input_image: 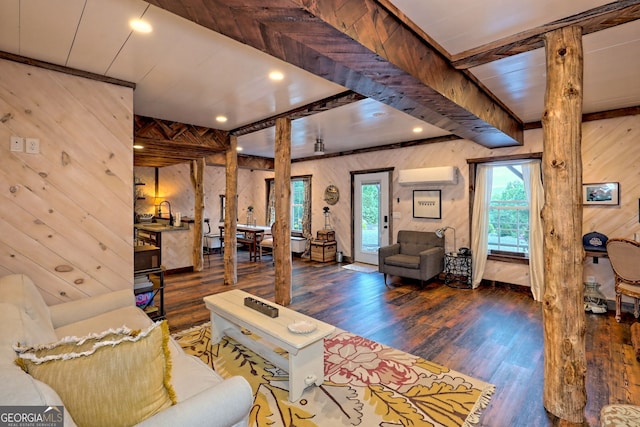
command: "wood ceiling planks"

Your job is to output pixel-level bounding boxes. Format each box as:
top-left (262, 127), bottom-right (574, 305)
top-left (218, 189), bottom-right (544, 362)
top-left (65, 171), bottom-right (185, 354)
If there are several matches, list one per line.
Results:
top-left (452, 0), bottom-right (640, 69)
top-left (146, 0), bottom-right (523, 148)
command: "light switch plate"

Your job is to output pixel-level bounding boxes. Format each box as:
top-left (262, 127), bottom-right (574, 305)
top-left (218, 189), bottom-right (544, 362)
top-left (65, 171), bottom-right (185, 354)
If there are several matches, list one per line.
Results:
top-left (10, 136), bottom-right (24, 152)
top-left (26, 138), bottom-right (40, 154)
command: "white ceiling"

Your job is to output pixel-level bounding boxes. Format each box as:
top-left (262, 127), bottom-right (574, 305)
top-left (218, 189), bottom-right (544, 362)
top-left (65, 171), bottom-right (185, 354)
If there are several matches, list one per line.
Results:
top-left (1, 0), bottom-right (638, 159)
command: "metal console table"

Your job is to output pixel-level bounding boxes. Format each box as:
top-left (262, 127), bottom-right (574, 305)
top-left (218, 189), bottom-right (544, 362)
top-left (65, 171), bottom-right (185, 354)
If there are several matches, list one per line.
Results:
top-left (444, 253), bottom-right (472, 288)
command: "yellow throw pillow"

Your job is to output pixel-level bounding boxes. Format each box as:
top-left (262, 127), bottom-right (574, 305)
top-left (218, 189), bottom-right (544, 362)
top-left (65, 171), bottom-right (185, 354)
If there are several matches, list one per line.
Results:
top-left (15, 321), bottom-right (176, 427)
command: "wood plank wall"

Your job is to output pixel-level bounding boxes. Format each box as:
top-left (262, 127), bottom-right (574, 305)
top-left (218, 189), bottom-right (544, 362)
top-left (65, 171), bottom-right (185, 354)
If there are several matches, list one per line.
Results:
top-left (0, 59), bottom-right (134, 304)
top-left (143, 114), bottom-right (639, 302)
top-left (135, 165), bottom-right (258, 226)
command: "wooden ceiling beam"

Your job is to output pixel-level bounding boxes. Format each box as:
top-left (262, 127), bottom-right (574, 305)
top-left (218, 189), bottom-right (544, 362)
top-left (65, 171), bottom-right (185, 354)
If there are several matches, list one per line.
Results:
top-left (134, 156), bottom-right (191, 168)
top-left (133, 137), bottom-right (222, 155)
top-left (134, 115), bottom-right (228, 148)
top-left (134, 115), bottom-right (230, 167)
top-left (231, 90), bottom-right (365, 136)
top-left (147, 0), bottom-right (523, 148)
top-left (205, 153), bottom-right (275, 171)
top-left (452, 0), bottom-right (640, 69)
top-left (0, 50), bottom-right (136, 88)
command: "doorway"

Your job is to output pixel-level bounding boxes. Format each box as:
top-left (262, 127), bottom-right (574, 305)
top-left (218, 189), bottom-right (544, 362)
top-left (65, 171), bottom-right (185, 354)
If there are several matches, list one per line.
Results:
top-left (352, 171), bottom-right (391, 265)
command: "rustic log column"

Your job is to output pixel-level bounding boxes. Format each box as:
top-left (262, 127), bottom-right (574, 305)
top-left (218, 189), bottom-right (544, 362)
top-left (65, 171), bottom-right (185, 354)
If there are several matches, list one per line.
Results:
top-left (190, 157), bottom-right (205, 271)
top-left (224, 135), bottom-right (238, 285)
top-left (274, 117), bottom-right (292, 305)
top-left (541, 26), bottom-right (586, 423)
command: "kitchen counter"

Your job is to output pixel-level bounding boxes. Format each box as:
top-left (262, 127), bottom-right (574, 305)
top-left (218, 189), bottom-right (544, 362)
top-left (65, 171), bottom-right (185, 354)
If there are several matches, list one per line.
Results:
top-left (134, 223), bottom-right (190, 232)
top-left (134, 222), bottom-right (193, 272)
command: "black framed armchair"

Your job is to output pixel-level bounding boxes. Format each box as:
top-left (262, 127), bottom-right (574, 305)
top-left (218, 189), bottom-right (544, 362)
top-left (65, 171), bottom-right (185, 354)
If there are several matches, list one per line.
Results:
top-left (378, 230), bottom-right (445, 287)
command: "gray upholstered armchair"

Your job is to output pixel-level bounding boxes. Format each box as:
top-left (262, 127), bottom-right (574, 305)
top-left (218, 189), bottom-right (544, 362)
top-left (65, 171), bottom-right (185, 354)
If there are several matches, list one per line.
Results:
top-left (378, 230), bottom-right (445, 287)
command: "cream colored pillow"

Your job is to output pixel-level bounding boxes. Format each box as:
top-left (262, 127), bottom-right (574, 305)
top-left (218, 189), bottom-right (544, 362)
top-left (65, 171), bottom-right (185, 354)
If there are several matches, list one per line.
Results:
top-left (0, 274), bottom-right (57, 344)
top-left (15, 321), bottom-right (176, 427)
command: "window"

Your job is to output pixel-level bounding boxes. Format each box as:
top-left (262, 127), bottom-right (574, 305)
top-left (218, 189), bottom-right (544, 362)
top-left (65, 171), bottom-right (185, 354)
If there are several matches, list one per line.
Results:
top-left (291, 180), bottom-right (305, 232)
top-left (468, 154), bottom-right (544, 293)
top-left (266, 176), bottom-right (311, 236)
top-left (488, 165), bottom-right (529, 256)
top-left (468, 154), bottom-right (542, 263)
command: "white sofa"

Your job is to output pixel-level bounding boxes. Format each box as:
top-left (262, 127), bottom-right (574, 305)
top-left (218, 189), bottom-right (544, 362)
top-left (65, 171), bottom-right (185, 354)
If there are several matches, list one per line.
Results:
top-left (0, 273), bottom-right (253, 427)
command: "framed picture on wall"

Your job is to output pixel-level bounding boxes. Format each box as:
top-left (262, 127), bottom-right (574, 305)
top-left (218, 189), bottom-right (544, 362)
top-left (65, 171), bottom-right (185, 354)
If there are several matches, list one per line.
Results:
top-left (413, 190), bottom-right (442, 219)
top-left (582, 182), bottom-right (619, 205)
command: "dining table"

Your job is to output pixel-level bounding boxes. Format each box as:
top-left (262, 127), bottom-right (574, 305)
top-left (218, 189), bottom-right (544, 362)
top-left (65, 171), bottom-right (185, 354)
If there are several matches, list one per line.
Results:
top-left (219, 225), bottom-right (269, 261)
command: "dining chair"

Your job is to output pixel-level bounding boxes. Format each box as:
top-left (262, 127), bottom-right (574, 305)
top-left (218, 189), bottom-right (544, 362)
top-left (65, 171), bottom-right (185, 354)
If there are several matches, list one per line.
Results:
top-left (606, 238), bottom-right (640, 322)
top-left (259, 224), bottom-right (275, 260)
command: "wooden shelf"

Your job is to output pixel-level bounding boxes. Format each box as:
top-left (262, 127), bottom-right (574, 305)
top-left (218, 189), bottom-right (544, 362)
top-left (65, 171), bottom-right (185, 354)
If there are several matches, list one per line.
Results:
top-left (134, 267), bottom-right (165, 320)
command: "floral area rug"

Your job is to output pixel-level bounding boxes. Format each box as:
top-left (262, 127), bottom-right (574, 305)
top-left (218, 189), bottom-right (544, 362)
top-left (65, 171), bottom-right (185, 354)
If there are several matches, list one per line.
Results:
top-left (173, 322), bottom-right (494, 427)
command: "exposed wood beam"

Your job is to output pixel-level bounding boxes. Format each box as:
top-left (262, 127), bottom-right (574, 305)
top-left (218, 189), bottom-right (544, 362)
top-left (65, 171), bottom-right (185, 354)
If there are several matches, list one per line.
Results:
top-left (134, 115), bottom-right (229, 167)
top-left (293, 134), bottom-right (460, 162)
top-left (133, 137), bottom-right (224, 166)
top-left (224, 136), bottom-right (239, 286)
top-left (134, 116), bottom-right (228, 148)
top-left (190, 158), bottom-right (206, 272)
top-left (541, 26), bottom-right (586, 422)
top-left (0, 50), bottom-right (135, 88)
top-left (524, 105), bottom-right (640, 130)
top-left (452, 0), bottom-right (640, 69)
top-left (205, 153), bottom-right (275, 170)
top-left (375, 0), bottom-right (452, 61)
top-left (134, 155), bottom-right (191, 168)
top-left (273, 117), bottom-right (292, 306)
top-left (146, 0), bottom-right (523, 148)
top-left (231, 90), bottom-right (365, 136)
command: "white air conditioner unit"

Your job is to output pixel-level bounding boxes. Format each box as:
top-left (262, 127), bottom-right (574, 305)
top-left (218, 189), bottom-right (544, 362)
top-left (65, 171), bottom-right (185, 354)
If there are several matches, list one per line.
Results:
top-left (398, 166), bottom-right (457, 185)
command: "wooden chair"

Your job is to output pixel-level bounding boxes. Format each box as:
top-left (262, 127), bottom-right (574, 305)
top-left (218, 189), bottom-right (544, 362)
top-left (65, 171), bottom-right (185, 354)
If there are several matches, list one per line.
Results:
top-left (606, 238), bottom-right (640, 322)
top-left (259, 224), bottom-right (275, 260)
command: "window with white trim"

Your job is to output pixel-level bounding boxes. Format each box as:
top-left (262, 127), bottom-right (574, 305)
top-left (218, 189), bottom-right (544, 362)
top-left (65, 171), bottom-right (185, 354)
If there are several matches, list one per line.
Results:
top-left (488, 165), bottom-right (529, 256)
top-left (266, 176), bottom-right (311, 235)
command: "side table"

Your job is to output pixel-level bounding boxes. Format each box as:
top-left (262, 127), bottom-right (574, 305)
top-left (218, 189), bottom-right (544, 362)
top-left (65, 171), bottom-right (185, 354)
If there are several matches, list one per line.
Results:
top-left (444, 253), bottom-right (472, 288)
top-left (310, 240), bottom-right (337, 262)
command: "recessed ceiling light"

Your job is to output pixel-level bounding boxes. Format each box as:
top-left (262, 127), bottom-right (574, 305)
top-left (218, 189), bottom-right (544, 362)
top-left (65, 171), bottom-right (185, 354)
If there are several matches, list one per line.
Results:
top-left (412, 126), bottom-right (423, 133)
top-left (216, 115), bottom-right (228, 123)
top-left (133, 144), bottom-right (144, 150)
top-left (129, 19), bottom-right (152, 33)
top-left (269, 71), bottom-right (284, 81)
top-left (372, 111), bottom-right (386, 117)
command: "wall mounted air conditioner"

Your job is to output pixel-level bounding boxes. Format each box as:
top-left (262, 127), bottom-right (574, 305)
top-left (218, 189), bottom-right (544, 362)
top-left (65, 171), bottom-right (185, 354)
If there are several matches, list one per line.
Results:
top-left (398, 166), bottom-right (457, 185)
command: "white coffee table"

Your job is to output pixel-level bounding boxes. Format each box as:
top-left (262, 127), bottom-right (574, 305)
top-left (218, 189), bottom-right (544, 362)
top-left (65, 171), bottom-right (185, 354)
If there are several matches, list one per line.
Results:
top-left (203, 289), bottom-right (335, 401)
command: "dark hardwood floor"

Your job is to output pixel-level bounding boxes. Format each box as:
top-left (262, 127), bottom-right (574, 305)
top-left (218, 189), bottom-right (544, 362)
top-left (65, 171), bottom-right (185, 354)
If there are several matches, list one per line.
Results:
top-left (162, 251), bottom-right (640, 427)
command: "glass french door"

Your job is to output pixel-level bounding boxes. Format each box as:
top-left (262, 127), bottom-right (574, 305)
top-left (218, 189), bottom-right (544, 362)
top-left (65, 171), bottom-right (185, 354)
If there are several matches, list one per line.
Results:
top-left (353, 172), bottom-right (390, 265)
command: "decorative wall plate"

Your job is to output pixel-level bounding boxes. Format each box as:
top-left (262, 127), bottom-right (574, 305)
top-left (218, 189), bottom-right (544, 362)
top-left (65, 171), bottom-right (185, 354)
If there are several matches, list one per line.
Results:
top-left (324, 184), bottom-right (340, 205)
